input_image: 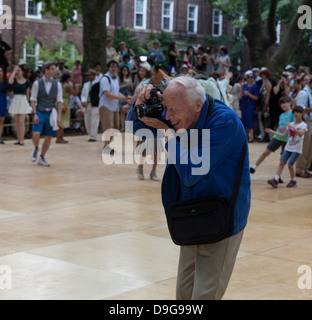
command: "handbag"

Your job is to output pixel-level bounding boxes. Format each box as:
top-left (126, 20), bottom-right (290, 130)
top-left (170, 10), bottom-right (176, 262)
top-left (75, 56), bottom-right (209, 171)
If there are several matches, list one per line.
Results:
top-left (166, 96), bottom-right (247, 246)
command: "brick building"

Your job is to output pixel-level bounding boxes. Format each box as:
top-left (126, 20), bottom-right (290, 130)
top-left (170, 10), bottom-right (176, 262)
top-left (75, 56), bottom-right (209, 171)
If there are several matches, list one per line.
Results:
top-left (1, 0), bottom-right (235, 68)
top-left (108, 0), bottom-right (233, 43)
top-left (2, 0), bottom-right (83, 68)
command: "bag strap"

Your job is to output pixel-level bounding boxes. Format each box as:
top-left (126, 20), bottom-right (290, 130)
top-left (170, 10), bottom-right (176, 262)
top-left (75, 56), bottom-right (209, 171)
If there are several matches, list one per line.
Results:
top-left (206, 95), bottom-right (214, 121)
top-left (229, 139), bottom-right (247, 209)
top-left (98, 75), bottom-right (111, 101)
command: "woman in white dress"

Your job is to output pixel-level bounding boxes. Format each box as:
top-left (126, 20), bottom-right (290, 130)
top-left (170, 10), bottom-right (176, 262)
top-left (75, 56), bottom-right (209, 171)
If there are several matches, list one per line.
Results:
top-left (8, 65), bottom-right (31, 145)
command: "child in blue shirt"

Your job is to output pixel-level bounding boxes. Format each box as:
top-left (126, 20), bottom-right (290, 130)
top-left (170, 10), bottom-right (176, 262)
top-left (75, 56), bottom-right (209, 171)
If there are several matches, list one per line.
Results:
top-left (250, 96), bottom-right (294, 182)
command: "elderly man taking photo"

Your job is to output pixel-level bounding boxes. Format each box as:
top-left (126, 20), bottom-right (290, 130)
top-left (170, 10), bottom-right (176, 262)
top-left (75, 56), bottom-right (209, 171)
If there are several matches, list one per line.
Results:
top-left (128, 76), bottom-right (251, 300)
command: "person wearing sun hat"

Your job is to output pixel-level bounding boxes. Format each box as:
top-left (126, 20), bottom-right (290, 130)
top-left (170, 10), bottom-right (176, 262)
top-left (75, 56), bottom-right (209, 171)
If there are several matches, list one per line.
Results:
top-left (179, 64), bottom-right (189, 76)
top-left (118, 41), bottom-right (135, 62)
top-left (127, 60), bottom-right (170, 181)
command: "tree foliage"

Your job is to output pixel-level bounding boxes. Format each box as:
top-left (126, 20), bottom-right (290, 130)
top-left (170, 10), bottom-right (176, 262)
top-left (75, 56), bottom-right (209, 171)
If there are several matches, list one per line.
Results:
top-left (205, 0), bottom-right (312, 75)
top-left (34, 0), bottom-right (81, 30)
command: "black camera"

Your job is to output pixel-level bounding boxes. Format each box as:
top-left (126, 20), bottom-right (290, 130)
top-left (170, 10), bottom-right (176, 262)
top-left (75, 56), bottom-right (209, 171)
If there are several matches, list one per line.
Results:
top-left (135, 88), bottom-right (164, 119)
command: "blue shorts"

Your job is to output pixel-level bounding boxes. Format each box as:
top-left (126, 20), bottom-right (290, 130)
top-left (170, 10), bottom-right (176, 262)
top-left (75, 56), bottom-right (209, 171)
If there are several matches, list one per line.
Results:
top-left (33, 110), bottom-right (56, 137)
top-left (281, 150), bottom-right (300, 166)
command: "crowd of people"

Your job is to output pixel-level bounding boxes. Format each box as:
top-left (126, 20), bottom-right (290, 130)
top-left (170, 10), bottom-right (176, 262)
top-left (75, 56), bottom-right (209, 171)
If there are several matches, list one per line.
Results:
top-left (0, 36), bottom-right (311, 184)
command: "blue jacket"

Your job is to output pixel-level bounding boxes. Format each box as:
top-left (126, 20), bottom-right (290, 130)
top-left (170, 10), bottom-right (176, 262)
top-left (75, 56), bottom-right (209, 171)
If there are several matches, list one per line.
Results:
top-left (127, 94), bottom-right (251, 236)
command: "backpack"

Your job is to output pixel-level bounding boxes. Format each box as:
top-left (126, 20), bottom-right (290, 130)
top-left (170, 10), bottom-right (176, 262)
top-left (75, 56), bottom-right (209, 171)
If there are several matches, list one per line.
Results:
top-left (89, 75), bottom-right (111, 107)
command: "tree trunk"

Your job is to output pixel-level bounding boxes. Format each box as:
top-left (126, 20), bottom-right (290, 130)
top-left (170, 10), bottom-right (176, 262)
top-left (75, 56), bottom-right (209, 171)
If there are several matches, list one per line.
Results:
top-left (269, 0), bottom-right (312, 77)
top-left (243, 0), bottom-right (312, 78)
top-left (80, 0), bottom-right (116, 78)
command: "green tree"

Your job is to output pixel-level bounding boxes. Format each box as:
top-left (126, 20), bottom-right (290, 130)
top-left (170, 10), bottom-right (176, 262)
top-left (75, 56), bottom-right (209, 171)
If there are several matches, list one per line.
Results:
top-left (35, 0), bottom-right (117, 75)
top-left (207, 0), bottom-right (312, 77)
top-left (112, 26), bottom-right (146, 57)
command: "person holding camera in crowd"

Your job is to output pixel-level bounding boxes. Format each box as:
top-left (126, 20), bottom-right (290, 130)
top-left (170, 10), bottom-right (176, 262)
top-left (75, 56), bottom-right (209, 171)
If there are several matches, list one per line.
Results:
top-left (131, 61), bottom-right (170, 181)
top-left (127, 76), bottom-right (251, 300)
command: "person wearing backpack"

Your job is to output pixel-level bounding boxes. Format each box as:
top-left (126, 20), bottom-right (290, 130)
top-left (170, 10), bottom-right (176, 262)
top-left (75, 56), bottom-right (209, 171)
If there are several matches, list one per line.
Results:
top-left (99, 60), bottom-right (131, 151)
top-left (81, 69), bottom-right (100, 142)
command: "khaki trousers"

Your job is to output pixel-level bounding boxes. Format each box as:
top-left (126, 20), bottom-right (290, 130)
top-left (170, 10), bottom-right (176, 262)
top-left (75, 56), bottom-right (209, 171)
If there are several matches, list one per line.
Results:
top-left (176, 230), bottom-right (244, 300)
top-left (296, 120), bottom-right (312, 173)
top-left (99, 106), bottom-right (120, 132)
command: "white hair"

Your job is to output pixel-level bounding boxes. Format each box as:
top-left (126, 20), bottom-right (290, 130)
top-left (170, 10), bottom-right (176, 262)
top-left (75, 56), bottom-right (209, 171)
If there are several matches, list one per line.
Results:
top-left (166, 76), bottom-right (206, 105)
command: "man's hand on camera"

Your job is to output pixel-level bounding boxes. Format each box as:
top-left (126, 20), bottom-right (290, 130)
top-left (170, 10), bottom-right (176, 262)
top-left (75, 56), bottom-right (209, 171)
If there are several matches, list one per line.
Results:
top-left (135, 84), bottom-right (162, 106)
top-left (139, 116), bottom-right (169, 130)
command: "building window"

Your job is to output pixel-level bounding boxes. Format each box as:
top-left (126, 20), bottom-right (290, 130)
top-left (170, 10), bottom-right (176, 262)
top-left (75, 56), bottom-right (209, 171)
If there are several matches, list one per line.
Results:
top-left (276, 20), bottom-right (281, 44)
top-left (162, 1), bottom-right (174, 32)
top-left (134, 0), bottom-right (147, 29)
top-left (25, 0), bottom-right (42, 19)
top-left (212, 8), bottom-right (223, 37)
top-left (23, 40), bottom-right (40, 69)
top-left (187, 4), bottom-right (198, 34)
top-left (233, 15), bottom-right (243, 39)
top-left (106, 11), bottom-right (110, 26)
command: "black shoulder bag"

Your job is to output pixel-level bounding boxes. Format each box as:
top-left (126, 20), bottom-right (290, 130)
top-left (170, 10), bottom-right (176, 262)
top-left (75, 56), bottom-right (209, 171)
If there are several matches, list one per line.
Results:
top-left (166, 96), bottom-right (247, 246)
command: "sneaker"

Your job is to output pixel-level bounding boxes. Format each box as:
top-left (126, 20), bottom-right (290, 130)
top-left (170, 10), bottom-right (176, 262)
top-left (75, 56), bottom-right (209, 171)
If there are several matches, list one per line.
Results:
top-left (278, 177), bottom-right (283, 184)
top-left (0, 140), bottom-right (5, 144)
top-left (31, 147), bottom-right (38, 162)
top-left (286, 180), bottom-right (297, 188)
top-left (296, 171), bottom-right (311, 178)
top-left (136, 166), bottom-right (144, 180)
top-left (150, 170), bottom-right (160, 181)
top-left (250, 167), bottom-right (255, 174)
top-left (103, 145), bottom-right (114, 155)
top-left (38, 156), bottom-right (50, 167)
top-left (267, 178), bottom-right (278, 188)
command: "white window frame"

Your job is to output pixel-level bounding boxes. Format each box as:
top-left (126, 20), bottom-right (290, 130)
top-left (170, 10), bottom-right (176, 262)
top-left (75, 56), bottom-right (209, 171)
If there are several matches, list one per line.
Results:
top-left (106, 11), bottom-right (110, 26)
top-left (233, 15), bottom-right (243, 39)
top-left (212, 8), bottom-right (223, 37)
top-left (162, 1), bottom-right (174, 32)
top-left (23, 40), bottom-right (40, 68)
top-left (25, 0), bottom-right (42, 19)
top-left (187, 4), bottom-right (198, 34)
top-left (134, 0), bottom-right (147, 29)
top-left (276, 20), bottom-right (281, 44)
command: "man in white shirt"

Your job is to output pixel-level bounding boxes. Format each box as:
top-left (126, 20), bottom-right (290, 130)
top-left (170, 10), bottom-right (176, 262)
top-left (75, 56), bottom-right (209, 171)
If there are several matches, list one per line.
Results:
top-left (30, 62), bottom-right (63, 166)
top-left (81, 69), bottom-right (100, 142)
top-left (295, 77), bottom-right (312, 178)
top-left (99, 60), bottom-right (129, 150)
